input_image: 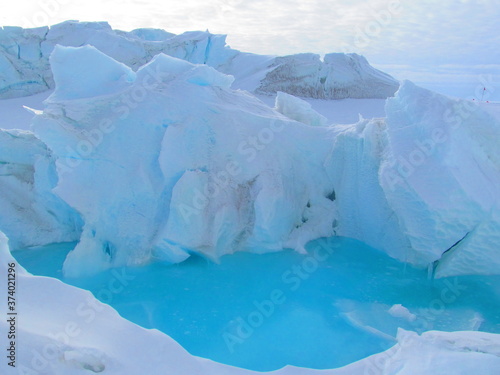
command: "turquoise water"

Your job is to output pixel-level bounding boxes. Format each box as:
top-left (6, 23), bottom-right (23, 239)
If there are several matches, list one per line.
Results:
top-left (13, 237), bottom-right (500, 371)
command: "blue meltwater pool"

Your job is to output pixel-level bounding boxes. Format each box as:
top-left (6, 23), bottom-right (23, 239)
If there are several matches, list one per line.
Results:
top-left (12, 237), bottom-right (500, 371)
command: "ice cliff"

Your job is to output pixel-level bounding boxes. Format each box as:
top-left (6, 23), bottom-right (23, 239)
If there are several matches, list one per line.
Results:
top-left (30, 45), bottom-right (339, 276)
top-left (0, 24), bottom-right (498, 277)
top-left (0, 44), bottom-right (491, 278)
top-left (0, 20), bottom-right (399, 100)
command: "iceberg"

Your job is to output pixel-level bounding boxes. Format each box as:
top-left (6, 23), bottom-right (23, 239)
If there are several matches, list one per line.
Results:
top-left (31, 45), bottom-right (338, 277)
top-left (327, 81), bottom-right (500, 277)
top-left (0, 21), bottom-right (398, 100)
top-left (381, 81), bottom-right (500, 277)
top-left (257, 53), bottom-right (399, 99)
top-left (0, 44), bottom-right (494, 278)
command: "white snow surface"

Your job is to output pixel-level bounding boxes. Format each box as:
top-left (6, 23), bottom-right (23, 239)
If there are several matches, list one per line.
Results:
top-left (0, 44), bottom-right (498, 278)
top-left (0, 21), bottom-right (399, 100)
top-left (1, 232), bottom-right (500, 375)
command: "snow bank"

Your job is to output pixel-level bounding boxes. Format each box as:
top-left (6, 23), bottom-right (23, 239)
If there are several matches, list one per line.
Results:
top-left (1, 232), bottom-right (500, 375)
top-left (0, 129), bottom-right (81, 249)
top-left (0, 21), bottom-right (397, 100)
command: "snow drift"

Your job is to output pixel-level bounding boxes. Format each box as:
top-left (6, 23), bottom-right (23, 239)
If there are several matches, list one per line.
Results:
top-left (0, 21), bottom-right (399, 100)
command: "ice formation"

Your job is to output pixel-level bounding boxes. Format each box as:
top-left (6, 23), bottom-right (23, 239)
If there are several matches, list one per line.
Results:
top-left (1, 20), bottom-right (500, 375)
top-left (0, 128), bottom-right (82, 249)
top-left (0, 21), bottom-right (399, 100)
top-left (388, 304), bottom-right (417, 322)
top-left (257, 53), bottom-right (399, 99)
top-left (0, 42), bottom-right (497, 278)
top-left (274, 91), bottom-right (328, 126)
top-left (32, 46), bottom-right (338, 276)
top-left (381, 81), bottom-right (500, 277)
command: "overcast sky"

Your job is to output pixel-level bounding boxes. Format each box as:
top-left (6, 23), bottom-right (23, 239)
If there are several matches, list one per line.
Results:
top-left (2, 0), bottom-right (499, 99)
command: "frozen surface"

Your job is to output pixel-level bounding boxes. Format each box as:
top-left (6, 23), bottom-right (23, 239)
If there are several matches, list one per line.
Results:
top-left (0, 21), bottom-right (398, 100)
top-left (5, 233), bottom-right (500, 374)
top-left (0, 90), bottom-right (387, 131)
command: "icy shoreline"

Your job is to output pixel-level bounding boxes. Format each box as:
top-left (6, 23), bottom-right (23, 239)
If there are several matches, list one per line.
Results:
top-left (2, 233), bottom-right (500, 374)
